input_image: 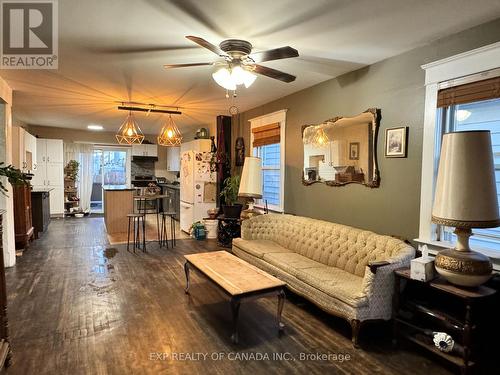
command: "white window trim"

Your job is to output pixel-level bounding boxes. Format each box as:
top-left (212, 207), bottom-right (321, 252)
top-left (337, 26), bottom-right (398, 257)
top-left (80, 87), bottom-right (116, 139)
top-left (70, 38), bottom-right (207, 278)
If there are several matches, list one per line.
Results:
top-left (249, 109), bottom-right (287, 213)
top-left (417, 42), bottom-right (500, 270)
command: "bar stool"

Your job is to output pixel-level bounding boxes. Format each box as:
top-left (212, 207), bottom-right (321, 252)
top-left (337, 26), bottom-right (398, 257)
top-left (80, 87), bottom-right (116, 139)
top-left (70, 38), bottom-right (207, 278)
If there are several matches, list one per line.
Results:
top-left (127, 213), bottom-right (146, 253)
top-left (160, 211), bottom-right (176, 248)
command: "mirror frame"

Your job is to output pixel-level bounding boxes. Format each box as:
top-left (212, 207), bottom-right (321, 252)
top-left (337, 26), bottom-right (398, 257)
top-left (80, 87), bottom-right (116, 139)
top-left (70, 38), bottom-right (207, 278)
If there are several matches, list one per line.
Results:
top-left (301, 108), bottom-right (381, 188)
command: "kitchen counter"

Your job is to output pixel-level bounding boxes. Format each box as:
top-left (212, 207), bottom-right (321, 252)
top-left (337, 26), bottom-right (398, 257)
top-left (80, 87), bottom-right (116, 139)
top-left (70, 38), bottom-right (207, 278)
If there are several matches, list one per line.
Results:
top-left (31, 188), bottom-right (54, 193)
top-left (157, 183), bottom-right (180, 190)
top-left (103, 189), bottom-right (134, 234)
top-left (103, 187), bottom-right (135, 191)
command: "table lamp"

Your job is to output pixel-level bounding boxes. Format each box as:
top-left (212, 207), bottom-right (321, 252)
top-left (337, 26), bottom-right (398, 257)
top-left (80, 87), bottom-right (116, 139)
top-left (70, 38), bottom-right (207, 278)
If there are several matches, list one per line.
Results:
top-left (238, 156), bottom-right (263, 219)
top-left (432, 130), bottom-right (500, 287)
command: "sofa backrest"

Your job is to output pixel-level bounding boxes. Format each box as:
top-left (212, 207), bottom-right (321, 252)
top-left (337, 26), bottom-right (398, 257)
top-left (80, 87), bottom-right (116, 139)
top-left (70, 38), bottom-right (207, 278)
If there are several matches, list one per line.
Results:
top-left (241, 214), bottom-right (413, 277)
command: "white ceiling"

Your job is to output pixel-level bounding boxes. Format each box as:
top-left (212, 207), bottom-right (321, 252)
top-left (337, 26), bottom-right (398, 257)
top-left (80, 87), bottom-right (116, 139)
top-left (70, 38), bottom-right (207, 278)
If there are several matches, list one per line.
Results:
top-left (2, 0), bottom-right (500, 135)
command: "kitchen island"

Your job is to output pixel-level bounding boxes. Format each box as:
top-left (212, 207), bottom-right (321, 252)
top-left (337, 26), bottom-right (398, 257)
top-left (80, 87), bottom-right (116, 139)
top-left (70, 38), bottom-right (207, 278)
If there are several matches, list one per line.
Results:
top-left (103, 188), bottom-right (135, 234)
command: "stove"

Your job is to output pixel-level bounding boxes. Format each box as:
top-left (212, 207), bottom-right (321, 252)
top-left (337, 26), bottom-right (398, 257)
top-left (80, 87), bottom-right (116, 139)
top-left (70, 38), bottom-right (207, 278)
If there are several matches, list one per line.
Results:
top-left (132, 175), bottom-right (157, 188)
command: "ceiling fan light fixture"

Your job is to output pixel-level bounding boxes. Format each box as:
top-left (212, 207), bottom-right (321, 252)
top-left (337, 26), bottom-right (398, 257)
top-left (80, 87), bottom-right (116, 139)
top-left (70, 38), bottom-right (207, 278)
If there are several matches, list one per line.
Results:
top-left (212, 67), bottom-right (236, 90)
top-left (242, 69), bottom-right (257, 88)
top-left (158, 114), bottom-right (183, 147)
top-left (115, 111), bottom-right (144, 145)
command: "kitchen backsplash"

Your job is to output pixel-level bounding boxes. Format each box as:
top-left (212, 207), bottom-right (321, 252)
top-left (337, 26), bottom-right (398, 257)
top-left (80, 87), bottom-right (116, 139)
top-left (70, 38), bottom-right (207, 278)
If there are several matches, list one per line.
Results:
top-left (131, 159), bottom-right (155, 178)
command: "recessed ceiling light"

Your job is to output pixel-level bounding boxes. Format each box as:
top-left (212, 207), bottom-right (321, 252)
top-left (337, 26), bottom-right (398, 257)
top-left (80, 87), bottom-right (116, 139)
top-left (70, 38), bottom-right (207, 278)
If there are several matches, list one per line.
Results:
top-left (87, 124), bottom-right (103, 130)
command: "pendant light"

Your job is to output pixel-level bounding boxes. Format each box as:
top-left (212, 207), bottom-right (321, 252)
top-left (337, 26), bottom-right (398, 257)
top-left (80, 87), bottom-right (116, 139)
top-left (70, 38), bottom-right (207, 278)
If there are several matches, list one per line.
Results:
top-left (312, 127), bottom-right (329, 147)
top-left (116, 111), bottom-right (144, 145)
top-left (158, 114), bottom-right (182, 146)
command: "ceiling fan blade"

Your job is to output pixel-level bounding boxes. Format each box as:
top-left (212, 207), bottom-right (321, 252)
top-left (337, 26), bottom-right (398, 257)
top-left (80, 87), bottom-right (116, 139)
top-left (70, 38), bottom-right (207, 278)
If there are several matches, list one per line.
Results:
top-left (86, 45), bottom-right (197, 54)
top-left (250, 46), bottom-right (299, 63)
top-left (252, 64), bottom-right (296, 83)
top-left (164, 62), bottom-right (214, 68)
top-left (186, 36), bottom-right (228, 57)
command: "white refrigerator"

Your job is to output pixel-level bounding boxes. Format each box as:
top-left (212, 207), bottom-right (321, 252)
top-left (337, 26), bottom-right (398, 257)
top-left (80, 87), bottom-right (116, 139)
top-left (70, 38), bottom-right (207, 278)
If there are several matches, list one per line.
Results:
top-left (180, 139), bottom-right (217, 233)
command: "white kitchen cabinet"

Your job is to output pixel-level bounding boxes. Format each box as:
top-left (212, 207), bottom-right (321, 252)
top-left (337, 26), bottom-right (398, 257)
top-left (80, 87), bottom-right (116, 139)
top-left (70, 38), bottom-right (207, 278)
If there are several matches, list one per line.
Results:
top-left (32, 138), bottom-right (64, 215)
top-left (132, 144), bottom-right (158, 157)
top-left (131, 144), bottom-right (144, 156)
top-left (24, 131), bottom-right (37, 171)
top-left (12, 126), bottom-right (37, 173)
top-left (45, 139), bottom-right (64, 163)
top-left (166, 146), bottom-right (180, 171)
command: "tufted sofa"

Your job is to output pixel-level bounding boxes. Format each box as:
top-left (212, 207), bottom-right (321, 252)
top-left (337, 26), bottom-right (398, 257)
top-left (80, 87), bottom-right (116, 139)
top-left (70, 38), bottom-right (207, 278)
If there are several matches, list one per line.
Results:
top-left (232, 214), bottom-right (415, 346)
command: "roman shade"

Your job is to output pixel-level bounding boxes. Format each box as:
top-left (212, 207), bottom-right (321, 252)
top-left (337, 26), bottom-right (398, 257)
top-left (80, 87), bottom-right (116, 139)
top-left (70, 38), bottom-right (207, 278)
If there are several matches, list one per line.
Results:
top-left (252, 122), bottom-right (280, 147)
top-left (437, 76), bottom-right (500, 107)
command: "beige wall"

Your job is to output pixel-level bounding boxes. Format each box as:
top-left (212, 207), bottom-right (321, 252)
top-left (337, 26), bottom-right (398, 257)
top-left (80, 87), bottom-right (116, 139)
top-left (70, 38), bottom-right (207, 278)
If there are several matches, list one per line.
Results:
top-left (233, 18), bottom-right (500, 242)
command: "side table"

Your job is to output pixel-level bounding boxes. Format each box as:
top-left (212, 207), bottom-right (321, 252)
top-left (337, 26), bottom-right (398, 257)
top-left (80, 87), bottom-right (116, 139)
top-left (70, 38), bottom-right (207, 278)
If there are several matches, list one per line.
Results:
top-left (393, 268), bottom-right (496, 375)
top-left (217, 215), bottom-right (241, 248)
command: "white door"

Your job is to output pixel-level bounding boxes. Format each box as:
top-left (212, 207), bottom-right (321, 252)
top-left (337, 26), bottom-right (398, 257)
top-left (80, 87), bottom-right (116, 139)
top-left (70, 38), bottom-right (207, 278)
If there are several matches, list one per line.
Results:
top-left (49, 186), bottom-right (65, 215)
top-left (45, 139), bottom-right (63, 163)
top-left (180, 150), bottom-right (194, 204)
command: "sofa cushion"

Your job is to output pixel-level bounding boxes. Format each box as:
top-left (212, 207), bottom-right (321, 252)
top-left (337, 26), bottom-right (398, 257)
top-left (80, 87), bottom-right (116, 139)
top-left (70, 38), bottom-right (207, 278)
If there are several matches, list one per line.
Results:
top-left (232, 238), bottom-right (290, 259)
top-left (294, 266), bottom-right (367, 307)
top-left (262, 252), bottom-right (323, 277)
top-left (262, 252), bottom-right (367, 307)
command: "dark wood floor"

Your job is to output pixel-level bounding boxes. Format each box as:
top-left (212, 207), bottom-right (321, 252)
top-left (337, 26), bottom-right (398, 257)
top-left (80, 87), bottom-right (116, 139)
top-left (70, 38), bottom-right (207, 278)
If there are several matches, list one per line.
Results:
top-left (4, 217), bottom-right (454, 374)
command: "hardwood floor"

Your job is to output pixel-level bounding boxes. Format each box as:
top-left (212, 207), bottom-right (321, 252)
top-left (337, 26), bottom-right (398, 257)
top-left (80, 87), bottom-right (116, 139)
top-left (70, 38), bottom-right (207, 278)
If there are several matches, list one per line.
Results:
top-left (5, 217), bottom-right (454, 374)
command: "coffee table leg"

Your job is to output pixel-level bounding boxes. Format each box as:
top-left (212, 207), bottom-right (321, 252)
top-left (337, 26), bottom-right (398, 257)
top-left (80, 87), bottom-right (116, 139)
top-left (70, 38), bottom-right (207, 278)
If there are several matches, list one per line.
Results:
top-left (277, 289), bottom-right (285, 331)
top-left (230, 297), bottom-right (241, 344)
top-left (184, 262), bottom-right (190, 294)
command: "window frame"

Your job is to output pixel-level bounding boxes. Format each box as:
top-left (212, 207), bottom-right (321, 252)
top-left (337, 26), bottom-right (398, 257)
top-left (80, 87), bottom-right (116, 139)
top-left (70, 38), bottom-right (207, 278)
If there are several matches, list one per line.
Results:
top-left (417, 42), bottom-right (500, 269)
top-left (249, 109), bottom-right (287, 213)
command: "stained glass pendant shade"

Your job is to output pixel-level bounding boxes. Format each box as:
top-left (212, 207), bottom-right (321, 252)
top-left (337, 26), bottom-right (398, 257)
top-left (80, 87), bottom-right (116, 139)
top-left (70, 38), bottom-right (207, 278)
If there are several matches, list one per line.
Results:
top-left (158, 115), bottom-right (182, 146)
top-left (116, 111), bottom-right (144, 145)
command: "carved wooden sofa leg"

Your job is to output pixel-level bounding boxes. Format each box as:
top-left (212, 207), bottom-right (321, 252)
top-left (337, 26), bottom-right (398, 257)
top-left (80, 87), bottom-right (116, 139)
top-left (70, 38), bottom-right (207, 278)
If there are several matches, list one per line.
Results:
top-left (350, 319), bottom-right (361, 348)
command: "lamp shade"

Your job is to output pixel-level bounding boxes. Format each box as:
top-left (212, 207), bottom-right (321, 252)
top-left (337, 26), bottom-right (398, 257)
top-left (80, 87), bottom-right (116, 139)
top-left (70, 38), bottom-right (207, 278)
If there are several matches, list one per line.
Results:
top-left (238, 156), bottom-right (262, 199)
top-left (432, 131), bottom-right (500, 228)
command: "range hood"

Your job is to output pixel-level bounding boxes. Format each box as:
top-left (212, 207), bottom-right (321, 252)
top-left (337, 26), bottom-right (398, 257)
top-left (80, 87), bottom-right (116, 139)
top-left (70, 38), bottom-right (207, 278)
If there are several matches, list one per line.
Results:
top-left (132, 155), bottom-right (158, 162)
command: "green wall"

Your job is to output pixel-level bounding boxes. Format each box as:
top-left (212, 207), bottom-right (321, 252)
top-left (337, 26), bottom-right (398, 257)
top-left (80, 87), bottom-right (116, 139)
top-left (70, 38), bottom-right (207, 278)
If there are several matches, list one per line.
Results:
top-left (233, 18), bottom-right (500, 241)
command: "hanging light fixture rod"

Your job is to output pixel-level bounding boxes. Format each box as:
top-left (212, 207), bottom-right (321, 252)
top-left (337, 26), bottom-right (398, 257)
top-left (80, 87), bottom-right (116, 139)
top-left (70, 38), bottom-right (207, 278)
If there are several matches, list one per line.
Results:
top-left (117, 105), bottom-right (182, 115)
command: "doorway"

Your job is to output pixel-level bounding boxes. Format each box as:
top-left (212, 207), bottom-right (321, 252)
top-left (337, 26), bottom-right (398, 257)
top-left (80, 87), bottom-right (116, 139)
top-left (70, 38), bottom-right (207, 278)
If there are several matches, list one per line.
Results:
top-left (91, 146), bottom-right (130, 212)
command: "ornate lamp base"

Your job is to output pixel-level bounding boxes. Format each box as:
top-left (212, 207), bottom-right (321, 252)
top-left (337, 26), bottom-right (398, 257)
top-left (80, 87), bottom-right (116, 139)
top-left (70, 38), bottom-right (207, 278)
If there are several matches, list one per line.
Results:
top-left (434, 227), bottom-right (492, 287)
top-left (240, 200), bottom-right (262, 220)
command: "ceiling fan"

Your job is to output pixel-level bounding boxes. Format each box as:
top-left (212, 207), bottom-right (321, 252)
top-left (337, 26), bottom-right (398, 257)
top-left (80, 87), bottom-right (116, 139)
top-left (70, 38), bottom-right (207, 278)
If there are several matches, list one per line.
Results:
top-left (164, 36), bottom-right (299, 91)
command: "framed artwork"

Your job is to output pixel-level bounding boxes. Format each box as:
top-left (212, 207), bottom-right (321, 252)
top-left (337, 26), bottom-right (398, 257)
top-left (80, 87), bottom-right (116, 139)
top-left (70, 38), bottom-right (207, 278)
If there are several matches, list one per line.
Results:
top-left (385, 126), bottom-right (408, 158)
top-left (349, 142), bottom-right (360, 160)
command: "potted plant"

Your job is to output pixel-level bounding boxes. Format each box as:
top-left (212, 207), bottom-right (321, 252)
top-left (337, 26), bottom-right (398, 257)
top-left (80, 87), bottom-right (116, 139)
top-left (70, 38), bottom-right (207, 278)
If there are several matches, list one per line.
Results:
top-left (0, 162), bottom-right (28, 195)
top-left (220, 175), bottom-right (242, 218)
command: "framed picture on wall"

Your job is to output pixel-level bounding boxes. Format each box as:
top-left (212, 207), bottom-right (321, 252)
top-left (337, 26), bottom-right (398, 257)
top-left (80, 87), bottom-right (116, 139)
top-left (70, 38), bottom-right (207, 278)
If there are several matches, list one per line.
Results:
top-left (385, 126), bottom-right (408, 158)
top-left (349, 142), bottom-right (360, 160)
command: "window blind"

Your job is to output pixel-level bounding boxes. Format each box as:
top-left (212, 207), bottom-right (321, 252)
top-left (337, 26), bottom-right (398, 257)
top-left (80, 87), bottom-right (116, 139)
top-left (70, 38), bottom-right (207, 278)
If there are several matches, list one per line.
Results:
top-left (437, 76), bottom-right (500, 108)
top-left (252, 122), bottom-right (280, 147)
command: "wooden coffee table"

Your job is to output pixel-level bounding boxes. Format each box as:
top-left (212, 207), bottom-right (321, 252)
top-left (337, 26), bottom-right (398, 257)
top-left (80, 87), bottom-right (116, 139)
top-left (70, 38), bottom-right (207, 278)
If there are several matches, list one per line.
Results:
top-left (184, 251), bottom-right (286, 343)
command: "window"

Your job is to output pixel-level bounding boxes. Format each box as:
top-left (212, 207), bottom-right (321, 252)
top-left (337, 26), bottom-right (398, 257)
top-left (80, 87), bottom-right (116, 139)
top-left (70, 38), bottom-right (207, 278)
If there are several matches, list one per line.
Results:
top-left (436, 97), bottom-right (500, 250)
top-left (253, 143), bottom-right (281, 208)
top-left (250, 110), bottom-right (286, 212)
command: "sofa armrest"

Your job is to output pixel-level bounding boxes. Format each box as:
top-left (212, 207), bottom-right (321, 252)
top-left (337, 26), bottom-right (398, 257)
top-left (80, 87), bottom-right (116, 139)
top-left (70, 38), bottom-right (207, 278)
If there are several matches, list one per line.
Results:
top-left (361, 246), bottom-right (415, 320)
top-left (368, 260), bottom-right (391, 274)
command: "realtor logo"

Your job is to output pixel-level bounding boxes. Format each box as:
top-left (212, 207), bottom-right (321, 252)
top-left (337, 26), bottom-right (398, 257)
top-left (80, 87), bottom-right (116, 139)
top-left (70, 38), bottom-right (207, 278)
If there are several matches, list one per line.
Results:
top-left (1, 0), bottom-right (58, 69)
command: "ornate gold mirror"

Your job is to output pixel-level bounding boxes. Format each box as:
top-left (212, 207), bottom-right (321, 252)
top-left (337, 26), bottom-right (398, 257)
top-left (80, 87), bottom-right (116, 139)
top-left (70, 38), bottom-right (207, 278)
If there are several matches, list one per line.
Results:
top-left (302, 108), bottom-right (380, 187)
